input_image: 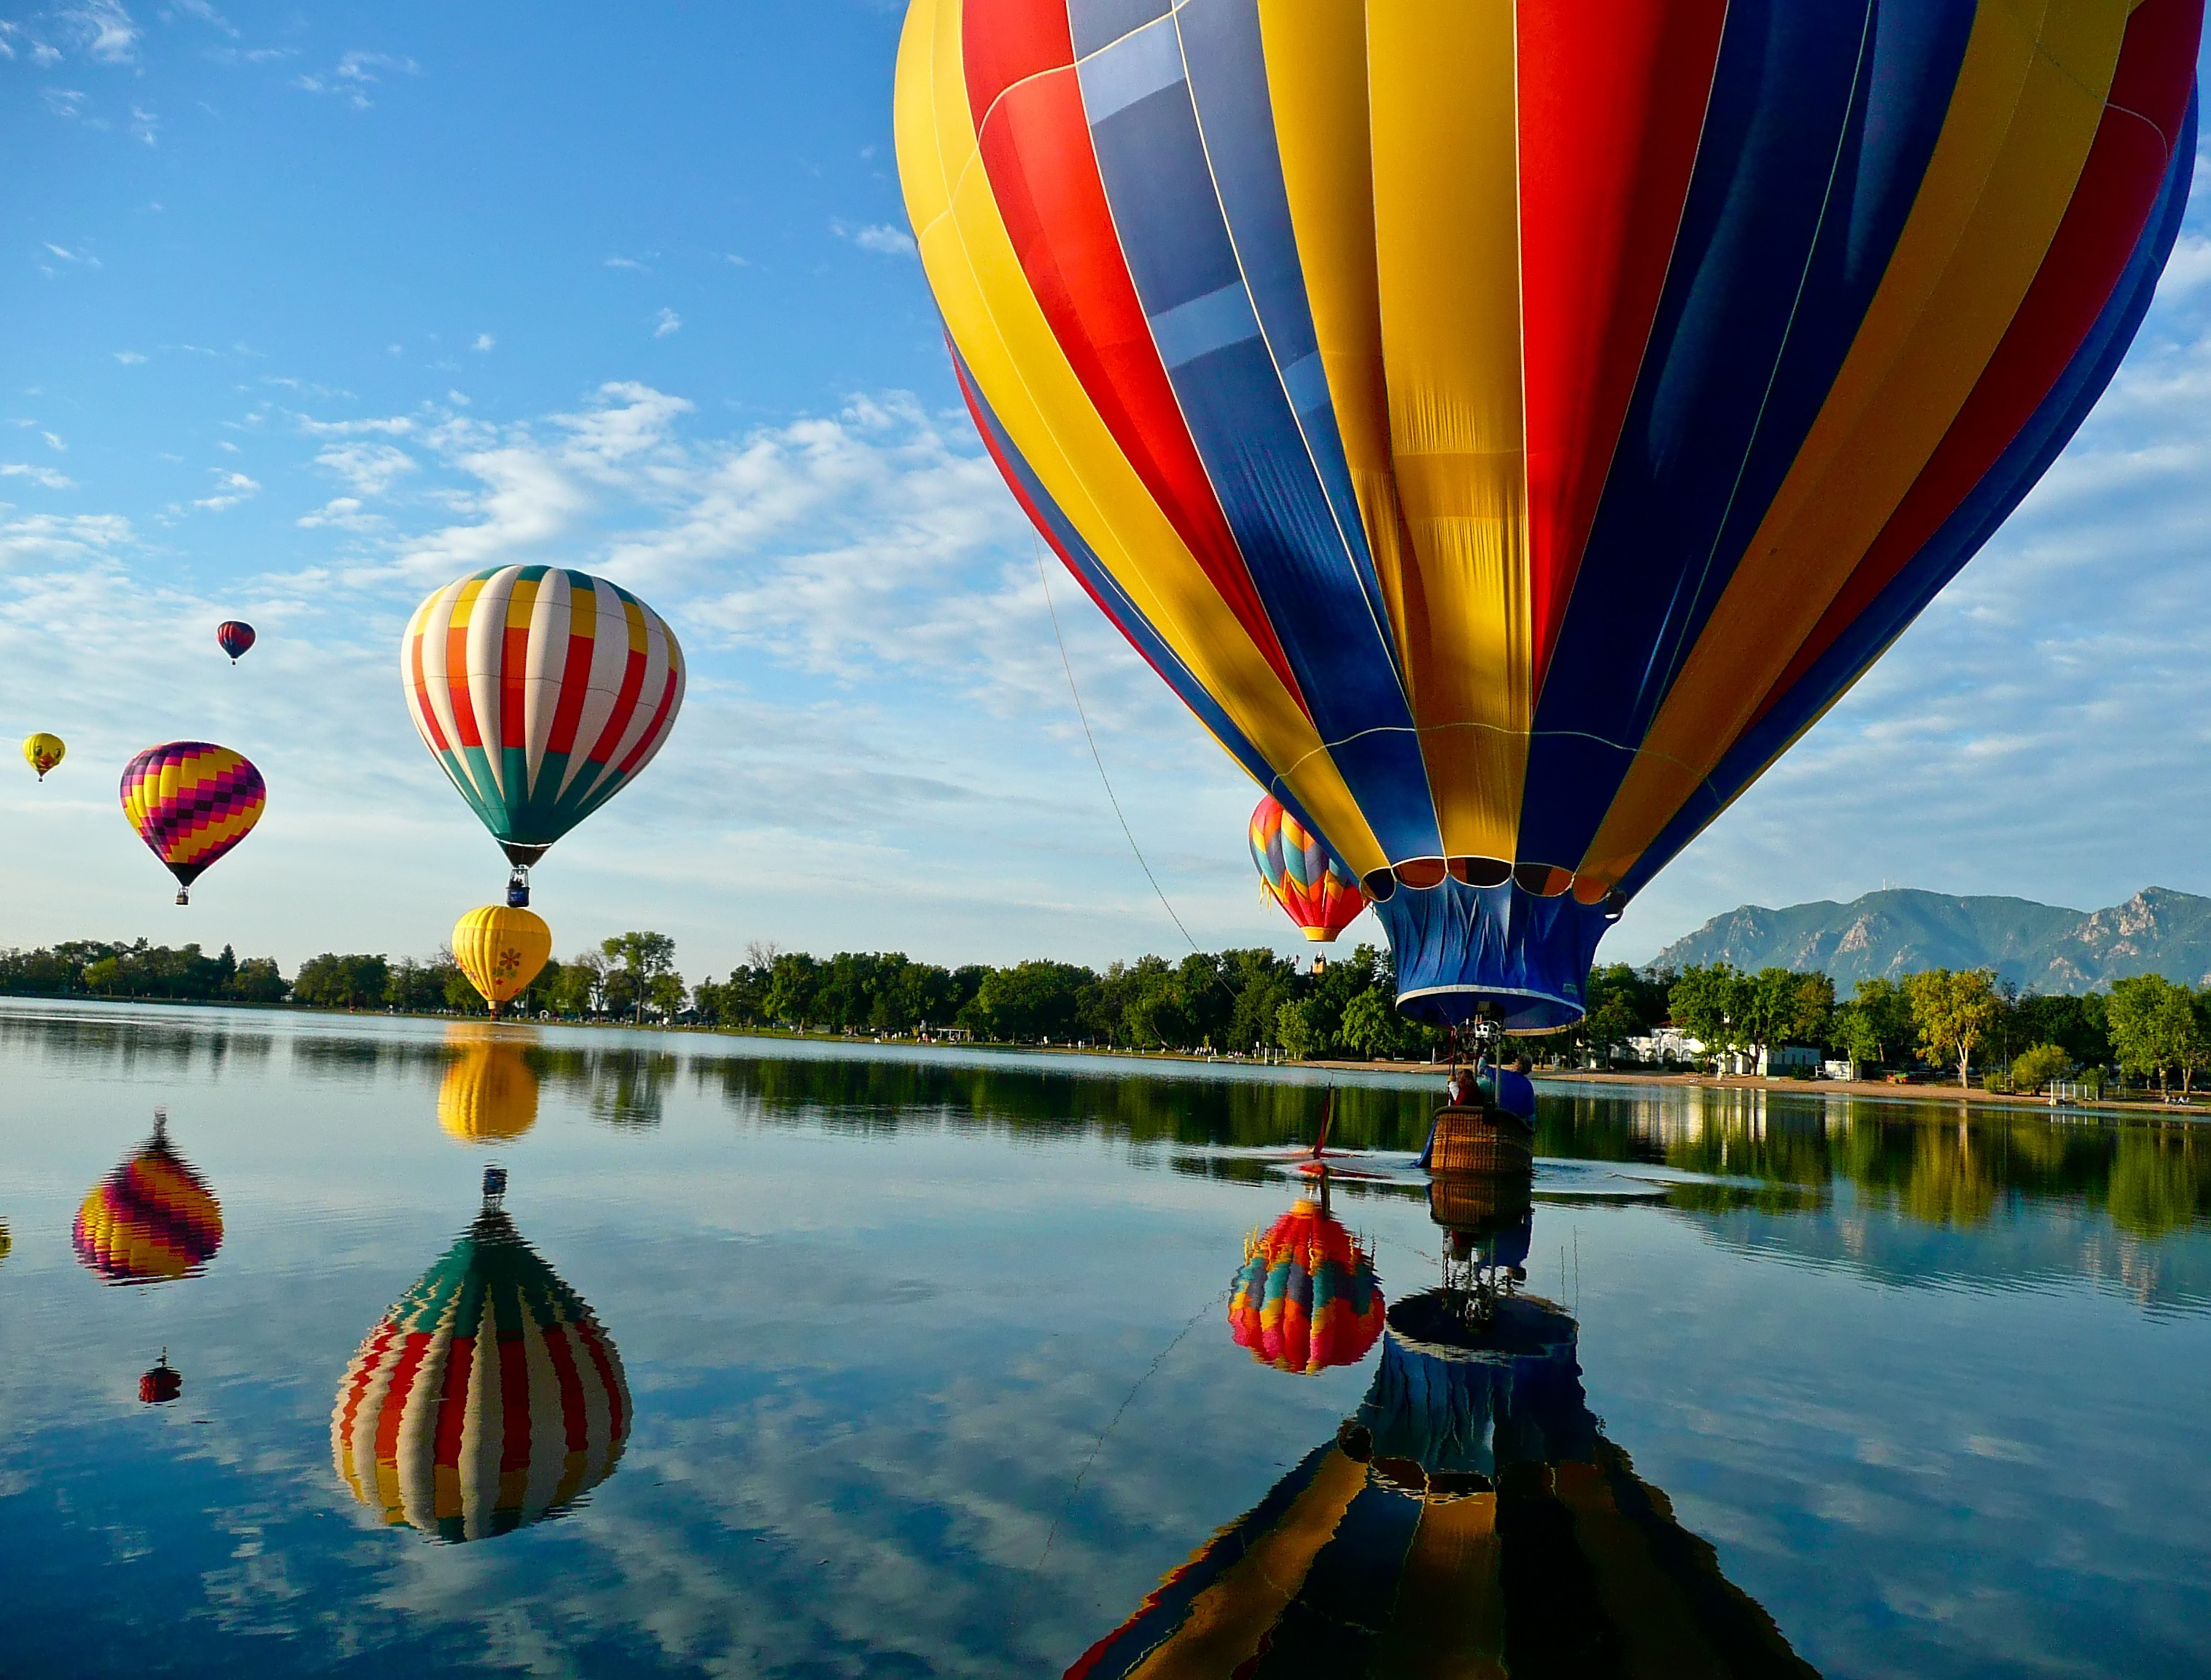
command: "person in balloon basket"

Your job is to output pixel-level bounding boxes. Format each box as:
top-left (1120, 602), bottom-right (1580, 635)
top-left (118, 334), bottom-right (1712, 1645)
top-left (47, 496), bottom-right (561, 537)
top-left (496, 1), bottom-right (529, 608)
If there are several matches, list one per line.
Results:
top-left (1418, 1055), bottom-right (1536, 1168)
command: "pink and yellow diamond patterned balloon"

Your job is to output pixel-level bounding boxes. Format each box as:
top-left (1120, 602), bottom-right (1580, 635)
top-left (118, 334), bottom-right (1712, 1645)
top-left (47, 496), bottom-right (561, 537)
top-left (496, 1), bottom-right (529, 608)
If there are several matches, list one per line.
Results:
top-left (120, 741), bottom-right (266, 905)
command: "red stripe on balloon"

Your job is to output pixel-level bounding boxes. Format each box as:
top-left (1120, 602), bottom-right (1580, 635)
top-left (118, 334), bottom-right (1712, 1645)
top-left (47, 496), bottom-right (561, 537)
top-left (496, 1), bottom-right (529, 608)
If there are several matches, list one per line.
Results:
top-left (499, 1332), bottom-right (532, 1474)
top-left (1518, 0), bottom-right (1728, 696)
top-left (581, 645), bottom-right (647, 771)
top-left (546, 629), bottom-right (594, 757)
top-left (575, 1320), bottom-right (626, 1441)
top-left (375, 1333), bottom-right (435, 1466)
top-left (1755, 0), bottom-right (2201, 720)
top-left (500, 623), bottom-right (529, 751)
top-left (613, 663), bottom-right (680, 778)
top-left (446, 623), bottom-right (483, 750)
top-left (337, 1320), bottom-right (400, 1458)
top-left (960, 0), bottom-right (1304, 709)
top-left (542, 1324), bottom-right (590, 1455)
top-left (433, 1334), bottom-right (475, 1469)
top-left (411, 630), bottom-right (452, 752)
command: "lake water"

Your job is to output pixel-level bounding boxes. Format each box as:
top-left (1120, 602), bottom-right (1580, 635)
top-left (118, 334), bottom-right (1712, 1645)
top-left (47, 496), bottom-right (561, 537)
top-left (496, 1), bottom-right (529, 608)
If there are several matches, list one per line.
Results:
top-left (2, 998), bottom-right (2207, 1679)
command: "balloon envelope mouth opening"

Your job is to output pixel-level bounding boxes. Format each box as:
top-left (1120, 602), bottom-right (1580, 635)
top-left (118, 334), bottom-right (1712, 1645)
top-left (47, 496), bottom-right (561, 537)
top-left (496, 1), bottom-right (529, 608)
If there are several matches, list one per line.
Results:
top-left (500, 841), bottom-right (552, 868)
top-left (1395, 984), bottom-right (1584, 1034)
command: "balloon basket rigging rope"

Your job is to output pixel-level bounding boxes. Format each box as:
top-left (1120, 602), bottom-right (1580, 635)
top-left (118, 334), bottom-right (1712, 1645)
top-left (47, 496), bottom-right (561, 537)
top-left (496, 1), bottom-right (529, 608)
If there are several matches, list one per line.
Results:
top-left (1033, 537), bottom-right (1204, 956)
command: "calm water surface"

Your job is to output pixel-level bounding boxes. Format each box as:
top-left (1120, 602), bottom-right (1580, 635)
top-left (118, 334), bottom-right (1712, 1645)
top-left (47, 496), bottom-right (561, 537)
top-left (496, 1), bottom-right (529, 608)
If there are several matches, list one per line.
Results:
top-left (3, 998), bottom-right (2208, 1678)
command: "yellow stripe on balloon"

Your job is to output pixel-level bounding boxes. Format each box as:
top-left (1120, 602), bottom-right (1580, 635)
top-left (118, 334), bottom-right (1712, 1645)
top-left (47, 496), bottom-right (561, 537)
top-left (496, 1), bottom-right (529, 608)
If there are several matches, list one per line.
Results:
top-left (1577, 0), bottom-right (2134, 892)
top-left (1258, 0), bottom-right (1422, 691)
top-left (1367, 0), bottom-right (1530, 866)
top-left (898, 0), bottom-right (1386, 873)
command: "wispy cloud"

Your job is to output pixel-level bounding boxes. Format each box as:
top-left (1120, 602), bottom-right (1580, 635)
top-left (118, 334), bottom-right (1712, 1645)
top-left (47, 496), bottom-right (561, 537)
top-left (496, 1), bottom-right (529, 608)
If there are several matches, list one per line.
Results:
top-left (0, 464), bottom-right (76, 490)
top-left (190, 468), bottom-right (261, 512)
top-left (605, 254), bottom-right (653, 272)
top-left (471, 332), bottom-right (494, 353)
top-left (294, 48), bottom-right (419, 108)
top-left (113, 350), bottom-right (146, 364)
top-left (653, 308), bottom-right (682, 338)
top-left (314, 440), bottom-right (416, 498)
top-left (171, 0), bottom-right (236, 36)
top-left (831, 219), bottom-right (917, 257)
top-left (64, 1), bottom-right (137, 62)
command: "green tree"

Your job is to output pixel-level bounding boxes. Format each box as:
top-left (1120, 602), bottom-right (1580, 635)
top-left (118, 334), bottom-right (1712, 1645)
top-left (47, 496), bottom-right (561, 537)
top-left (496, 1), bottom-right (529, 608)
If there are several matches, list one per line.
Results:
top-left (1904, 968), bottom-right (2000, 1087)
top-left (2008, 1043), bottom-right (2072, 1094)
top-left (292, 953), bottom-right (391, 1011)
top-left (1340, 989), bottom-right (1415, 1061)
top-left (548, 951), bottom-right (606, 1017)
top-left (601, 932), bottom-right (677, 1025)
top-left (1669, 964), bottom-right (1747, 1062)
top-left (225, 957), bottom-right (288, 1004)
top-left (1275, 997), bottom-right (1326, 1061)
top-left (1835, 976), bottom-right (1912, 1069)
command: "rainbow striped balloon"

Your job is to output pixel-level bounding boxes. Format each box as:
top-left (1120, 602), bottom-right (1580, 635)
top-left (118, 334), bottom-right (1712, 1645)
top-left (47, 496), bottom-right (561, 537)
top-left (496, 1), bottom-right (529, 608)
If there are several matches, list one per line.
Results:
top-left (73, 1116), bottom-right (224, 1286)
top-left (896, 0), bottom-right (2200, 1031)
top-left (332, 1196), bottom-right (630, 1543)
top-left (1229, 1197), bottom-right (1383, 1376)
top-left (1250, 794), bottom-right (1363, 944)
top-left (120, 742), bottom-right (265, 901)
top-left (403, 566), bottom-right (685, 868)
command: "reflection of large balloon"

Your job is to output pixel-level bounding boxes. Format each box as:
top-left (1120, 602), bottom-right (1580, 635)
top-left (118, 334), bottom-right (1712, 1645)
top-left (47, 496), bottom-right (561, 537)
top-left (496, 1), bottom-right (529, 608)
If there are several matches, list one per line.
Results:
top-left (896, 2), bottom-right (2200, 1031)
top-left (333, 1174), bottom-right (629, 1543)
top-left (120, 742), bottom-right (266, 906)
top-left (1227, 1192), bottom-right (1383, 1375)
top-left (23, 732), bottom-right (63, 780)
top-left (1072, 1289), bottom-right (1818, 1678)
top-left (451, 905), bottom-right (552, 1016)
top-left (402, 566), bottom-right (685, 903)
top-left (439, 1027), bottom-right (541, 1143)
top-left (1250, 795), bottom-right (1362, 944)
top-left (73, 1111), bottom-right (224, 1285)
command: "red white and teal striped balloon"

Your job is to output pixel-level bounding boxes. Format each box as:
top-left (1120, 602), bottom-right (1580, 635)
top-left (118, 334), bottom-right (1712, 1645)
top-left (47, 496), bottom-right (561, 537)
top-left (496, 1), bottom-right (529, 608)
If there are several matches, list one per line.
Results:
top-left (402, 566), bottom-right (685, 866)
top-left (332, 1201), bottom-right (630, 1543)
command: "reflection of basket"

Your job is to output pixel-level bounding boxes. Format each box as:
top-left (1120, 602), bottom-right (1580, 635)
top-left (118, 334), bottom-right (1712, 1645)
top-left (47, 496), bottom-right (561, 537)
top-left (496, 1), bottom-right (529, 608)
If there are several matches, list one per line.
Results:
top-left (1426, 1105), bottom-right (1534, 1176)
top-left (1428, 1169), bottom-right (1533, 1236)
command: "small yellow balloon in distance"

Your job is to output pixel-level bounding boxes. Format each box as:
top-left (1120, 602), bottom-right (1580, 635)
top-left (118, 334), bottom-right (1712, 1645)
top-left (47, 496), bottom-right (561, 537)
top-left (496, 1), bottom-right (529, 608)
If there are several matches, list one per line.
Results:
top-left (438, 1025), bottom-right (540, 1143)
top-left (452, 905), bottom-right (551, 1016)
top-left (23, 734), bottom-right (63, 781)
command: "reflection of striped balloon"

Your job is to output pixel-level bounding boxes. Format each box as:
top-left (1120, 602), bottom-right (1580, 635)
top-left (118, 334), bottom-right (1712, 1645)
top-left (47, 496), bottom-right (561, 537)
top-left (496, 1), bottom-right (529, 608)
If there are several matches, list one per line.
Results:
top-left (120, 742), bottom-right (265, 890)
top-left (402, 566), bottom-right (685, 865)
top-left (1228, 1197), bottom-right (1383, 1375)
top-left (333, 1205), bottom-right (629, 1543)
top-left (1250, 795), bottom-right (1364, 943)
top-left (72, 1121), bottom-right (224, 1285)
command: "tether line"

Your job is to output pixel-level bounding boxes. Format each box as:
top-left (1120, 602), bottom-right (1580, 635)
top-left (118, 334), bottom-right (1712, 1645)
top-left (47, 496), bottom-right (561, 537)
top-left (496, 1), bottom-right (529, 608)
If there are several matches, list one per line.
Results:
top-left (1034, 537), bottom-right (1203, 954)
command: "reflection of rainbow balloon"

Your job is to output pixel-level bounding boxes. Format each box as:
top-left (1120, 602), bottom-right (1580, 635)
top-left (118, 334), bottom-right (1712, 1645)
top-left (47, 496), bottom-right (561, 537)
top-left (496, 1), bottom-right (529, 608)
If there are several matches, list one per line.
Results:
top-left (438, 1028), bottom-right (541, 1143)
top-left (72, 1113), bottom-right (224, 1285)
top-left (1072, 1290), bottom-right (1817, 1679)
top-left (1227, 1196), bottom-right (1383, 1374)
top-left (333, 1181), bottom-right (629, 1543)
top-left (120, 741), bottom-right (266, 905)
top-left (1250, 795), bottom-right (1363, 944)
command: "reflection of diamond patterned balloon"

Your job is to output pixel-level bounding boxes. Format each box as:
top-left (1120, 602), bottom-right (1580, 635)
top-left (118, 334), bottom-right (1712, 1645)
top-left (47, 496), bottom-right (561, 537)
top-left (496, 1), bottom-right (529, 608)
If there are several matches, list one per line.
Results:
top-left (1228, 1197), bottom-right (1383, 1375)
top-left (73, 1121), bottom-right (223, 1285)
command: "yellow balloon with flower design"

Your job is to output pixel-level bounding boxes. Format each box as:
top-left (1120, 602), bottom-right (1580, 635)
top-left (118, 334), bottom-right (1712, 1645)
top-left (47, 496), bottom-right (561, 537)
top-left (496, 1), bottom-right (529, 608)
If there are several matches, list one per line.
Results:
top-left (451, 905), bottom-right (551, 1016)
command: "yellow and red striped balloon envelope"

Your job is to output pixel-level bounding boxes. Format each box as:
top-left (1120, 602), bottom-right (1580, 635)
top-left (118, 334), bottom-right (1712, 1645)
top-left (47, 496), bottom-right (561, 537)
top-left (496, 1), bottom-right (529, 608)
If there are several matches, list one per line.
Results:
top-left (1250, 795), bottom-right (1364, 944)
top-left (1228, 1196), bottom-right (1383, 1375)
top-left (120, 742), bottom-right (265, 896)
top-left (402, 566), bottom-right (685, 870)
top-left (332, 1193), bottom-right (630, 1543)
top-left (896, 0), bottom-right (2201, 1030)
top-left (73, 1116), bottom-right (224, 1286)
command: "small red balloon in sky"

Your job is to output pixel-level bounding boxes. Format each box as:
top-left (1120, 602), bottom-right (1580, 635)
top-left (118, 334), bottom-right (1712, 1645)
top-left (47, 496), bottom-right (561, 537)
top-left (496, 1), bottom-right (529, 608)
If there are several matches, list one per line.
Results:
top-left (216, 621), bottom-right (256, 664)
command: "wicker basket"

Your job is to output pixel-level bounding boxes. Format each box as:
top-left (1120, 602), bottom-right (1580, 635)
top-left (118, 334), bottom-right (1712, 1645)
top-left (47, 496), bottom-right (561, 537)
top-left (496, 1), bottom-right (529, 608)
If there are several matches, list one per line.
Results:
top-left (1426, 1105), bottom-right (1535, 1177)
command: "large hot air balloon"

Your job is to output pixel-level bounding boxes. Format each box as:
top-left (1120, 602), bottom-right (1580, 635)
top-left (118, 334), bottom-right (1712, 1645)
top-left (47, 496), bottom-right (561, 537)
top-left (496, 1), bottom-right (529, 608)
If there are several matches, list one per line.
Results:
top-left (73, 1110), bottom-right (225, 1286)
top-left (216, 621), bottom-right (256, 664)
top-left (439, 1027), bottom-right (541, 1143)
top-left (1070, 1288), bottom-right (1819, 1679)
top-left (403, 566), bottom-right (685, 906)
top-left (333, 1170), bottom-right (630, 1544)
top-left (1250, 793), bottom-right (1363, 944)
top-left (895, 0), bottom-right (2201, 1032)
top-left (23, 732), bottom-right (63, 781)
top-left (120, 742), bottom-right (265, 906)
top-left (451, 904), bottom-right (553, 1016)
top-left (1227, 1190), bottom-right (1383, 1374)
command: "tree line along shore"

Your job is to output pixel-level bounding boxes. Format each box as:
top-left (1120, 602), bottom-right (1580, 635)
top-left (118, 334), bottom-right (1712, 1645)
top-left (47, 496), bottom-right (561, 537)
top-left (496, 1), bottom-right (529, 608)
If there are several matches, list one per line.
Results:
top-left (3, 937), bottom-right (2204, 1098)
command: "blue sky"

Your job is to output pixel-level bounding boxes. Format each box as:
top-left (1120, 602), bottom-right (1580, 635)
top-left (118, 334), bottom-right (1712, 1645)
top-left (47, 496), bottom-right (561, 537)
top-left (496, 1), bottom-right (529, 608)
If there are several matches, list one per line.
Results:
top-left (5, 3), bottom-right (2211, 985)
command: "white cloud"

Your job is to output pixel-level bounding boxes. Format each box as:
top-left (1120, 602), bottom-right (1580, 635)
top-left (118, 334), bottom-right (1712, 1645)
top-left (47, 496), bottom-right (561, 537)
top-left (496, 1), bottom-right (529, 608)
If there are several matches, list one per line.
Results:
top-left (42, 241), bottom-right (100, 267)
top-left (832, 219), bottom-right (917, 257)
top-left (65, 1), bottom-right (137, 62)
top-left (605, 255), bottom-right (652, 272)
top-left (42, 432), bottom-right (65, 452)
top-left (129, 103), bottom-right (157, 146)
top-left (113, 350), bottom-right (146, 364)
top-left (40, 86), bottom-right (83, 113)
top-left (172, 0), bottom-right (236, 35)
top-left (191, 469), bottom-right (261, 511)
top-left (297, 413), bottom-right (414, 438)
top-left (296, 495), bottom-right (380, 532)
top-left (0, 464), bottom-right (75, 490)
top-left (471, 332), bottom-right (494, 352)
top-left (653, 308), bottom-right (682, 338)
top-left (314, 440), bottom-right (416, 498)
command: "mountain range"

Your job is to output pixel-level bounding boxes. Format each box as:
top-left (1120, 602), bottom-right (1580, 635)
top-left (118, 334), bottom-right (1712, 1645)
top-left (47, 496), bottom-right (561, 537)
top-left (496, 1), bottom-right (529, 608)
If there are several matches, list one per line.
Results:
top-left (1650, 887), bottom-right (2211, 995)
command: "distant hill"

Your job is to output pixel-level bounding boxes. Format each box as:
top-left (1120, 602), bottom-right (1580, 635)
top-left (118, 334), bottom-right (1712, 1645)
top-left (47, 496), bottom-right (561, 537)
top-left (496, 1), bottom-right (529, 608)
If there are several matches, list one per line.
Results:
top-left (1652, 887), bottom-right (2211, 995)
